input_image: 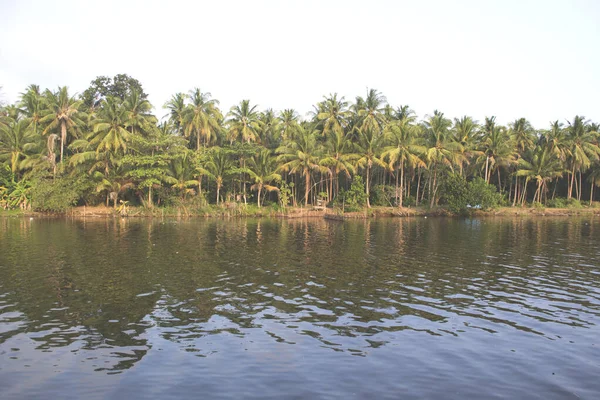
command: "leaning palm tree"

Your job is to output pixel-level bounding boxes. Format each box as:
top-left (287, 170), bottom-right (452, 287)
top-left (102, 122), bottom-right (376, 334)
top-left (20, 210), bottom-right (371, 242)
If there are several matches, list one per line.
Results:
top-left (183, 88), bottom-right (222, 150)
top-left (246, 149), bottom-right (281, 207)
top-left (226, 100), bottom-right (262, 144)
top-left (41, 87), bottom-right (86, 164)
top-left (587, 162), bottom-right (600, 205)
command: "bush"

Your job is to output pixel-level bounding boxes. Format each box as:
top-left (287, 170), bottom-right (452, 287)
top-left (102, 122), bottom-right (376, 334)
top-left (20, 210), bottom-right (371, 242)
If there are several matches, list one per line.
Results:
top-left (440, 174), bottom-right (503, 214)
top-left (30, 173), bottom-right (93, 212)
top-left (336, 175), bottom-right (368, 212)
top-left (546, 197), bottom-right (567, 208)
top-left (370, 184), bottom-right (395, 207)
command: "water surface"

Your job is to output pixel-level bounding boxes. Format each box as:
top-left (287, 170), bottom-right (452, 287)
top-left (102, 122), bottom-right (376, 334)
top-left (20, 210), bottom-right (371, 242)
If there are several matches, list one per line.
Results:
top-left (1, 217), bottom-right (599, 399)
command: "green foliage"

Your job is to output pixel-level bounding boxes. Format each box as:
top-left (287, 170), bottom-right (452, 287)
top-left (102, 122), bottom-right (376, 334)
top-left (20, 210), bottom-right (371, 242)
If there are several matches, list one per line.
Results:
top-left (278, 181), bottom-right (292, 208)
top-left (440, 174), bottom-right (502, 214)
top-left (30, 173), bottom-right (94, 212)
top-left (370, 184), bottom-right (395, 206)
top-left (337, 175), bottom-right (368, 212)
top-left (546, 197), bottom-right (583, 208)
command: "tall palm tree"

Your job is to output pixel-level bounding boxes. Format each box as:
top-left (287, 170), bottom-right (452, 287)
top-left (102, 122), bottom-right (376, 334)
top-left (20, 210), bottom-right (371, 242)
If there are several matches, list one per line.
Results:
top-left (479, 116), bottom-right (516, 188)
top-left (277, 127), bottom-right (322, 206)
top-left (355, 127), bottom-right (386, 208)
top-left (41, 87), bottom-right (86, 164)
top-left (246, 149), bottom-right (281, 207)
top-left (565, 116), bottom-right (600, 200)
top-left (383, 118), bottom-right (425, 207)
top-left (227, 100), bottom-right (262, 143)
top-left (423, 110), bottom-right (464, 207)
top-left (320, 129), bottom-right (356, 201)
top-left (184, 88), bottom-right (222, 150)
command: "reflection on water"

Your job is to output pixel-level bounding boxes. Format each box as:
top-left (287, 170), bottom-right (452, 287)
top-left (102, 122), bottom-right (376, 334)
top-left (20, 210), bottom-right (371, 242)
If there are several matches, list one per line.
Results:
top-left (1, 217), bottom-right (600, 399)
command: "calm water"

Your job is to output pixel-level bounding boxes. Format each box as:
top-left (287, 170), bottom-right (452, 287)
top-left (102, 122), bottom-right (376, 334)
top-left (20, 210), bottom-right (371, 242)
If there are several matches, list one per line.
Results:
top-left (1, 217), bottom-right (599, 399)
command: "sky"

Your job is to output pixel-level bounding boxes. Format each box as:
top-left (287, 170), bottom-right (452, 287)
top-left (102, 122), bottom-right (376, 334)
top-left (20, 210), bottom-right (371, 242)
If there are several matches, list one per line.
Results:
top-left (0, 0), bottom-right (598, 127)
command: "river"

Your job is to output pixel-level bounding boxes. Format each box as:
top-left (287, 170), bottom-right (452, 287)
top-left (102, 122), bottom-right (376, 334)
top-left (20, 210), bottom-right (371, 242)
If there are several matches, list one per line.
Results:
top-left (1, 217), bottom-right (599, 399)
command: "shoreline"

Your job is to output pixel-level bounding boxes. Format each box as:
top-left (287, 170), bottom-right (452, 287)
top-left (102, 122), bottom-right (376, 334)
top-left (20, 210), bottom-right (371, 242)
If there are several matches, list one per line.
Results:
top-left (3, 206), bottom-right (600, 219)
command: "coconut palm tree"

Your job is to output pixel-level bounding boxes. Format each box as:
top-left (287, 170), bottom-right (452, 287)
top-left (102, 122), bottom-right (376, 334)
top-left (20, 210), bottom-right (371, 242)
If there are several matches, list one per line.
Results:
top-left (479, 116), bottom-right (516, 189)
top-left (184, 88), bottom-right (222, 150)
top-left (279, 109), bottom-right (301, 141)
top-left (383, 118), bottom-right (425, 207)
top-left (227, 100), bottom-right (262, 144)
top-left (90, 97), bottom-right (131, 155)
top-left (123, 89), bottom-right (156, 137)
top-left (0, 119), bottom-right (39, 175)
top-left (565, 116), bottom-right (600, 200)
top-left (316, 93), bottom-right (350, 136)
top-left (423, 110), bottom-right (464, 207)
top-left (516, 146), bottom-right (563, 204)
top-left (355, 127), bottom-right (386, 208)
top-left (320, 130), bottom-right (356, 201)
top-left (356, 88), bottom-right (387, 135)
top-left (164, 92), bottom-right (187, 136)
top-left (165, 150), bottom-right (199, 199)
top-left (41, 87), bottom-right (86, 164)
top-left (277, 126), bottom-right (322, 206)
top-left (258, 109), bottom-right (281, 149)
top-left (246, 148), bottom-right (281, 207)
top-left (19, 84), bottom-right (44, 136)
top-left (202, 147), bottom-right (234, 205)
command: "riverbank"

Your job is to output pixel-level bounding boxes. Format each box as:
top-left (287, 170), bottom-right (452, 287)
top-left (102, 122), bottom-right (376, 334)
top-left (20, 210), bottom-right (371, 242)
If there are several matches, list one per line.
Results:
top-left (3, 205), bottom-right (600, 219)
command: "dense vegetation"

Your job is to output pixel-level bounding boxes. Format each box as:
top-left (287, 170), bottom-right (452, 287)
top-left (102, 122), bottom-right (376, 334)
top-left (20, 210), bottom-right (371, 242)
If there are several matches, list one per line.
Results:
top-left (1, 75), bottom-right (599, 214)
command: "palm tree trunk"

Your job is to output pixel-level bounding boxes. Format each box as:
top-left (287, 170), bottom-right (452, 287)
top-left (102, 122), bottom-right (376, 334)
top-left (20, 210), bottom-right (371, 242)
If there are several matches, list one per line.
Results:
top-left (366, 165), bottom-right (371, 208)
top-left (590, 180), bottom-right (594, 206)
top-left (148, 186), bottom-right (153, 208)
top-left (60, 121), bottom-right (67, 163)
top-left (216, 185), bottom-right (220, 205)
top-left (399, 164), bottom-right (404, 208)
top-left (304, 170), bottom-right (310, 206)
top-left (257, 185), bottom-right (262, 208)
top-left (497, 168), bottom-right (502, 191)
top-left (578, 171), bottom-right (583, 201)
top-left (568, 166), bottom-right (575, 199)
top-left (485, 156), bottom-right (489, 183)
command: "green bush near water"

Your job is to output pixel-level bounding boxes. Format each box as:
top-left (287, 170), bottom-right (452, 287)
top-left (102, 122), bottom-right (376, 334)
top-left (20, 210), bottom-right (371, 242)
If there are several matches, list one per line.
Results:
top-left (440, 174), bottom-right (503, 214)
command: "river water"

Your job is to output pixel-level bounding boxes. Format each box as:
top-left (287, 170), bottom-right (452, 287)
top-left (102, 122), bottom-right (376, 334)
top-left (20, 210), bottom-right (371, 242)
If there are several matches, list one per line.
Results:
top-left (0, 217), bottom-right (599, 399)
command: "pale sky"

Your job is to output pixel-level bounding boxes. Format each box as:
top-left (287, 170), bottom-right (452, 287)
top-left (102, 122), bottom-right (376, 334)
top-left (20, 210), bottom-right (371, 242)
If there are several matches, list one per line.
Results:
top-left (1, 0), bottom-right (598, 128)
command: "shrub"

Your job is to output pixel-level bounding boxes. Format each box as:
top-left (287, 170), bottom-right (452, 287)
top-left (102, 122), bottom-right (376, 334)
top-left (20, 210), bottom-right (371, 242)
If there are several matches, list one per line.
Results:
top-left (440, 174), bottom-right (503, 214)
top-left (30, 173), bottom-right (93, 212)
top-left (370, 184), bottom-right (395, 207)
top-left (336, 175), bottom-right (368, 212)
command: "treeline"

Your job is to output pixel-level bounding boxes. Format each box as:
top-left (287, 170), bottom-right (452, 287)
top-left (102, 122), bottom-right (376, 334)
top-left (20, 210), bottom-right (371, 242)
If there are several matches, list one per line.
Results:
top-left (1, 74), bottom-right (599, 213)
